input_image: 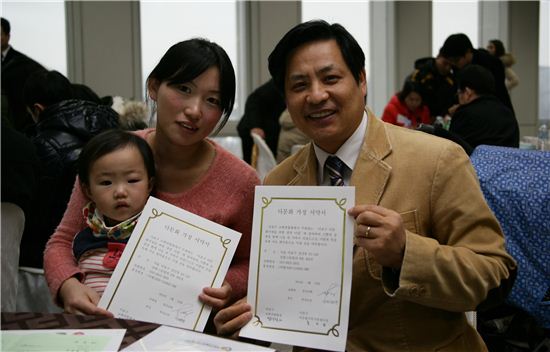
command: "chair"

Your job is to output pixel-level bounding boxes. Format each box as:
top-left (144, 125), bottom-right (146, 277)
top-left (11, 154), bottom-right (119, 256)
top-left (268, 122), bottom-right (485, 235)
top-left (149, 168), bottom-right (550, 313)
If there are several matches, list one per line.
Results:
top-left (210, 136), bottom-right (243, 160)
top-left (1, 202), bottom-right (25, 312)
top-left (250, 131), bottom-right (277, 181)
top-left (16, 267), bottom-right (62, 313)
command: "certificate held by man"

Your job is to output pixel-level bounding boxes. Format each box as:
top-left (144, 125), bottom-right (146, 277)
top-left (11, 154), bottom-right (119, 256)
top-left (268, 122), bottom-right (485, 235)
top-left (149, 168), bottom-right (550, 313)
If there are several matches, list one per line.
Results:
top-left (98, 197), bottom-right (241, 332)
top-left (240, 186), bottom-right (355, 352)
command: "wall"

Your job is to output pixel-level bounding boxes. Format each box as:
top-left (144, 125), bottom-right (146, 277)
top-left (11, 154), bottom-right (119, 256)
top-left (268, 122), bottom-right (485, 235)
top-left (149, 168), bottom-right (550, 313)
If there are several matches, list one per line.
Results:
top-left (395, 1), bottom-right (432, 90)
top-left (509, 1), bottom-right (540, 137)
top-left (66, 1), bottom-right (141, 100)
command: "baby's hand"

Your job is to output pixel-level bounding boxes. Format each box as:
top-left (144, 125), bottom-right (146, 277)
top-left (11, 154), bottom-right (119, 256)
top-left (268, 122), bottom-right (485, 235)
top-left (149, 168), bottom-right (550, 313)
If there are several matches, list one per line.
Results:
top-left (59, 277), bottom-right (113, 317)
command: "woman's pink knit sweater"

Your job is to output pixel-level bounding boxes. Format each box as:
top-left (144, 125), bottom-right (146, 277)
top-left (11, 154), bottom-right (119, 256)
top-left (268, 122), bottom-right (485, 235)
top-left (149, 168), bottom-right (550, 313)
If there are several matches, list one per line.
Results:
top-left (44, 128), bottom-right (260, 303)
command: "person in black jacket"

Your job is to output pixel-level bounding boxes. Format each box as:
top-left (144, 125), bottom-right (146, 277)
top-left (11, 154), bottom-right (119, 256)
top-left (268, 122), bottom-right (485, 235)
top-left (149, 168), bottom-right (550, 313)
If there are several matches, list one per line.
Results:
top-left (1, 17), bottom-right (47, 134)
top-left (450, 64), bottom-right (519, 150)
top-left (440, 33), bottom-right (514, 115)
top-left (237, 79), bottom-right (286, 164)
top-left (410, 53), bottom-right (456, 119)
top-left (21, 70), bottom-right (120, 268)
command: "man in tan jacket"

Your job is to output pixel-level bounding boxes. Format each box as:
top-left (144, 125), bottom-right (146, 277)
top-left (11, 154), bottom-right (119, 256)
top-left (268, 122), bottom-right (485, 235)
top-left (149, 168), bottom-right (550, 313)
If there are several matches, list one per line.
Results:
top-left (215, 20), bottom-right (516, 351)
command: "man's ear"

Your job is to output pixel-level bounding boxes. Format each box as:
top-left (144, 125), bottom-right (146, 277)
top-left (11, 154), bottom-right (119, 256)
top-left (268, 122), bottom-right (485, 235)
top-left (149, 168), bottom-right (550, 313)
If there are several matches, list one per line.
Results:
top-left (359, 68), bottom-right (367, 97)
top-left (147, 78), bottom-right (160, 101)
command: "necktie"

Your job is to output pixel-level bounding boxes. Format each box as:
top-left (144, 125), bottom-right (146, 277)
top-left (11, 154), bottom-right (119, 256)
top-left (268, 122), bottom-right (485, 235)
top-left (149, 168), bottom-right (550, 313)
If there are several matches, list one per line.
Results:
top-left (325, 155), bottom-right (346, 186)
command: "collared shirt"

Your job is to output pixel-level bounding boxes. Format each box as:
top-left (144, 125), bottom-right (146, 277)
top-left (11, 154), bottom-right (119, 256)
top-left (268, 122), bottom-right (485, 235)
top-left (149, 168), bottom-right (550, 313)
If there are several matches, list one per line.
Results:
top-left (314, 111), bottom-right (368, 185)
top-left (2, 45), bottom-right (10, 62)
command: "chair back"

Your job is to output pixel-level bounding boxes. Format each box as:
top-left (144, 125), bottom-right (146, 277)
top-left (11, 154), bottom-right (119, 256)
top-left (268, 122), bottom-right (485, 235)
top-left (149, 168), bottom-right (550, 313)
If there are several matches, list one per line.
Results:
top-left (250, 132), bottom-right (277, 181)
top-left (1, 202), bottom-right (25, 312)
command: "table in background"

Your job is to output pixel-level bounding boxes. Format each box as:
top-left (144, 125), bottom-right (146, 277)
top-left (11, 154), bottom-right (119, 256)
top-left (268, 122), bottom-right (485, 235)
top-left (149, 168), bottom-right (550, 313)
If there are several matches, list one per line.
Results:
top-left (1, 312), bottom-right (159, 350)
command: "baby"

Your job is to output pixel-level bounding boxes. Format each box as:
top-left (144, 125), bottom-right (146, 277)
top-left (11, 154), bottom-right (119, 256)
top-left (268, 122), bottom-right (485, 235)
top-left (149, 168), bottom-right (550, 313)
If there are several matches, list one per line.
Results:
top-left (73, 129), bottom-right (155, 295)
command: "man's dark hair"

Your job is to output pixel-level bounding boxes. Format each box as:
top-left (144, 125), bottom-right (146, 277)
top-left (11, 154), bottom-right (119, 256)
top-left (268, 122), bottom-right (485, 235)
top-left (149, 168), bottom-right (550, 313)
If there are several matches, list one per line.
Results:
top-left (457, 64), bottom-right (495, 96)
top-left (1, 18), bottom-right (10, 35)
top-left (440, 33), bottom-right (473, 58)
top-left (23, 70), bottom-right (74, 108)
top-left (268, 20), bottom-right (365, 94)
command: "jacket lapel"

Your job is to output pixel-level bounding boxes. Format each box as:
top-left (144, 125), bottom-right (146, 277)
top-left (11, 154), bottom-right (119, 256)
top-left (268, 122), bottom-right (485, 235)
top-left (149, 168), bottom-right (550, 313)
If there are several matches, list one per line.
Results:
top-left (285, 108), bottom-right (393, 198)
top-left (289, 143), bottom-right (318, 186)
top-left (351, 109), bottom-right (392, 206)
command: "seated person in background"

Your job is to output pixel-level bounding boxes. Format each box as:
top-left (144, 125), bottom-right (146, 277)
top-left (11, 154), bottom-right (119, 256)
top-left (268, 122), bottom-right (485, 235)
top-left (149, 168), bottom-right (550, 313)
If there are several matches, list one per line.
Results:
top-left (21, 70), bottom-right (120, 268)
top-left (237, 79), bottom-right (286, 164)
top-left (382, 80), bottom-right (431, 128)
top-left (276, 109), bottom-right (310, 163)
top-left (214, 20), bottom-right (516, 351)
top-left (410, 52), bottom-right (456, 119)
top-left (67, 130), bottom-right (154, 306)
top-left (450, 64), bottom-right (519, 149)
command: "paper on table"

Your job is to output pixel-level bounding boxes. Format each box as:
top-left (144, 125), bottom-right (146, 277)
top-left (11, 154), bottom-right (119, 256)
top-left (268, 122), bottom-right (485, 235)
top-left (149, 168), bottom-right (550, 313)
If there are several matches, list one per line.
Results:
top-left (396, 114), bottom-right (412, 127)
top-left (98, 196), bottom-right (241, 332)
top-left (1, 329), bottom-right (126, 352)
top-left (240, 186), bottom-right (355, 352)
top-left (122, 325), bottom-right (275, 351)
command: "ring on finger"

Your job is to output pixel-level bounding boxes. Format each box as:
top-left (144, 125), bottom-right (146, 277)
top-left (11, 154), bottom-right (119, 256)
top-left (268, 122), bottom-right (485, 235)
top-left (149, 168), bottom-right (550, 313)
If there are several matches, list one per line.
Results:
top-left (365, 226), bottom-right (371, 238)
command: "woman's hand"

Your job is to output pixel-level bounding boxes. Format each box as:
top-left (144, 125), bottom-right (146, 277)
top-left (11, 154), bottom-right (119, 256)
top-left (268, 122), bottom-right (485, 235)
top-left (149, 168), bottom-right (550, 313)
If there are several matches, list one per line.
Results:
top-left (58, 277), bottom-right (113, 317)
top-left (213, 297), bottom-right (252, 338)
top-left (199, 280), bottom-right (233, 311)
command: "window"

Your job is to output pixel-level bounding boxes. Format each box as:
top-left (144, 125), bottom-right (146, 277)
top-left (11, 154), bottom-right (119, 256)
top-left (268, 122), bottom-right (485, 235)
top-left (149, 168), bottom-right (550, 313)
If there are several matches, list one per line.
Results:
top-left (140, 1), bottom-right (244, 120)
top-left (432, 0), bottom-right (479, 56)
top-left (301, 1), bottom-right (370, 78)
top-left (1, 1), bottom-right (67, 75)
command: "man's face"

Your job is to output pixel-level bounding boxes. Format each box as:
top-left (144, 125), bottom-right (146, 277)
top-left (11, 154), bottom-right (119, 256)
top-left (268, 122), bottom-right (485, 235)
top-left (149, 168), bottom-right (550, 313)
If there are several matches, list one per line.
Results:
top-left (435, 56), bottom-right (452, 76)
top-left (1, 27), bottom-right (9, 51)
top-left (284, 39), bottom-right (366, 154)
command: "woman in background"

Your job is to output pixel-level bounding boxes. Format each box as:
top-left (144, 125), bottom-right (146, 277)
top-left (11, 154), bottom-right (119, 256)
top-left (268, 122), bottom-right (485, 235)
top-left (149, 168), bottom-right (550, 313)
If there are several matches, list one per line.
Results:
top-left (487, 39), bottom-right (519, 91)
top-left (382, 80), bottom-right (431, 129)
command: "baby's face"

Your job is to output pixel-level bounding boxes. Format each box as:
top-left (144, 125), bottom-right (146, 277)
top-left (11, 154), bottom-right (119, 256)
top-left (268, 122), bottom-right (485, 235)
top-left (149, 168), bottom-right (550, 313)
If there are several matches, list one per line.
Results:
top-left (85, 146), bottom-right (152, 226)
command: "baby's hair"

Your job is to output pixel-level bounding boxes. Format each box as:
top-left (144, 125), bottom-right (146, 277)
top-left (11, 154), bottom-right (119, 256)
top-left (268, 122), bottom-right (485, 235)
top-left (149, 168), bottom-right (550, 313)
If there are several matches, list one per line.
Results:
top-left (78, 129), bottom-right (155, 187)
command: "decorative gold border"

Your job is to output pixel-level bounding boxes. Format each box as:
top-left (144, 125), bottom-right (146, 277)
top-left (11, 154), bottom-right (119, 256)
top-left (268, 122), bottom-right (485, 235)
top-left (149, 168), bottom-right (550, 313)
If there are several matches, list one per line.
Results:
top-left (251, 197), bottom-right (347, 336)
top-left (105, 208), bottom-right (231, 330)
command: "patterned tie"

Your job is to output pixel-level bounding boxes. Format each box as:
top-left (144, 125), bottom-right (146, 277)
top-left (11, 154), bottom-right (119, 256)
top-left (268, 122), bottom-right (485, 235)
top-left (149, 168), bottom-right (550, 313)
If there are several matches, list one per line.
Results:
top-left (325, 155), bottom-right (346, 186)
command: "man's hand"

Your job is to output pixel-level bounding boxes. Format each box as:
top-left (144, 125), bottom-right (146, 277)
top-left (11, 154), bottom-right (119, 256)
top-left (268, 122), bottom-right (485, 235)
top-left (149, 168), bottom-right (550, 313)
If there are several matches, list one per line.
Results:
top-left (348, 204), bottom-right (406, 268)
top-left (199, 281), bottom-right (233, 311)
top-left (250, 128), bottom-right (266, 139)
top-left (58, 277), bottom-right (113, 317)
top-left (213, 297), bottom-right (252, 338)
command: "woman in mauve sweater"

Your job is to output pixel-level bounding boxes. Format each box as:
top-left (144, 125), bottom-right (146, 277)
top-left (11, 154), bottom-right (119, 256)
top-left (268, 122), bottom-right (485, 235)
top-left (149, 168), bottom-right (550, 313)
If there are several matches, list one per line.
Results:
top-left (43, 39), bottom-right (260, 317)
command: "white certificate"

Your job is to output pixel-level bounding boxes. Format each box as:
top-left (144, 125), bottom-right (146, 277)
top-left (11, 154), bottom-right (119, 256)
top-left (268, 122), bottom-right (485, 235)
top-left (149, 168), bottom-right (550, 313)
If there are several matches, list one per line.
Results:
top-left (98, 196), bottom-right (241, 332)
top-left (240, 186), bottom-right (355, 352)
top-left (122, 325), bottom-right (275, 352)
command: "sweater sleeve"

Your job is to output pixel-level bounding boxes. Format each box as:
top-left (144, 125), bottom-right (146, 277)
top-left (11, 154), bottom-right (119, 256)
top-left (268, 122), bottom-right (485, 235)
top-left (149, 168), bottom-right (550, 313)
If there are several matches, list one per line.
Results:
top-left (43, 178), bottom-right (88, 304)
top-left (224, 168), bottom-right (260, 300)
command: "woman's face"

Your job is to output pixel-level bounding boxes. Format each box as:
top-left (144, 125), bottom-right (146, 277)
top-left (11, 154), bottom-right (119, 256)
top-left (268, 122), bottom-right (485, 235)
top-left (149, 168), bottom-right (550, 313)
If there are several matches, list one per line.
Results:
top-left (404, 91), bottom-right (422, 112)
top-left (149, 66), bottom-right (222, 147)
top-left (487, 42), bottom-right (496, 56)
